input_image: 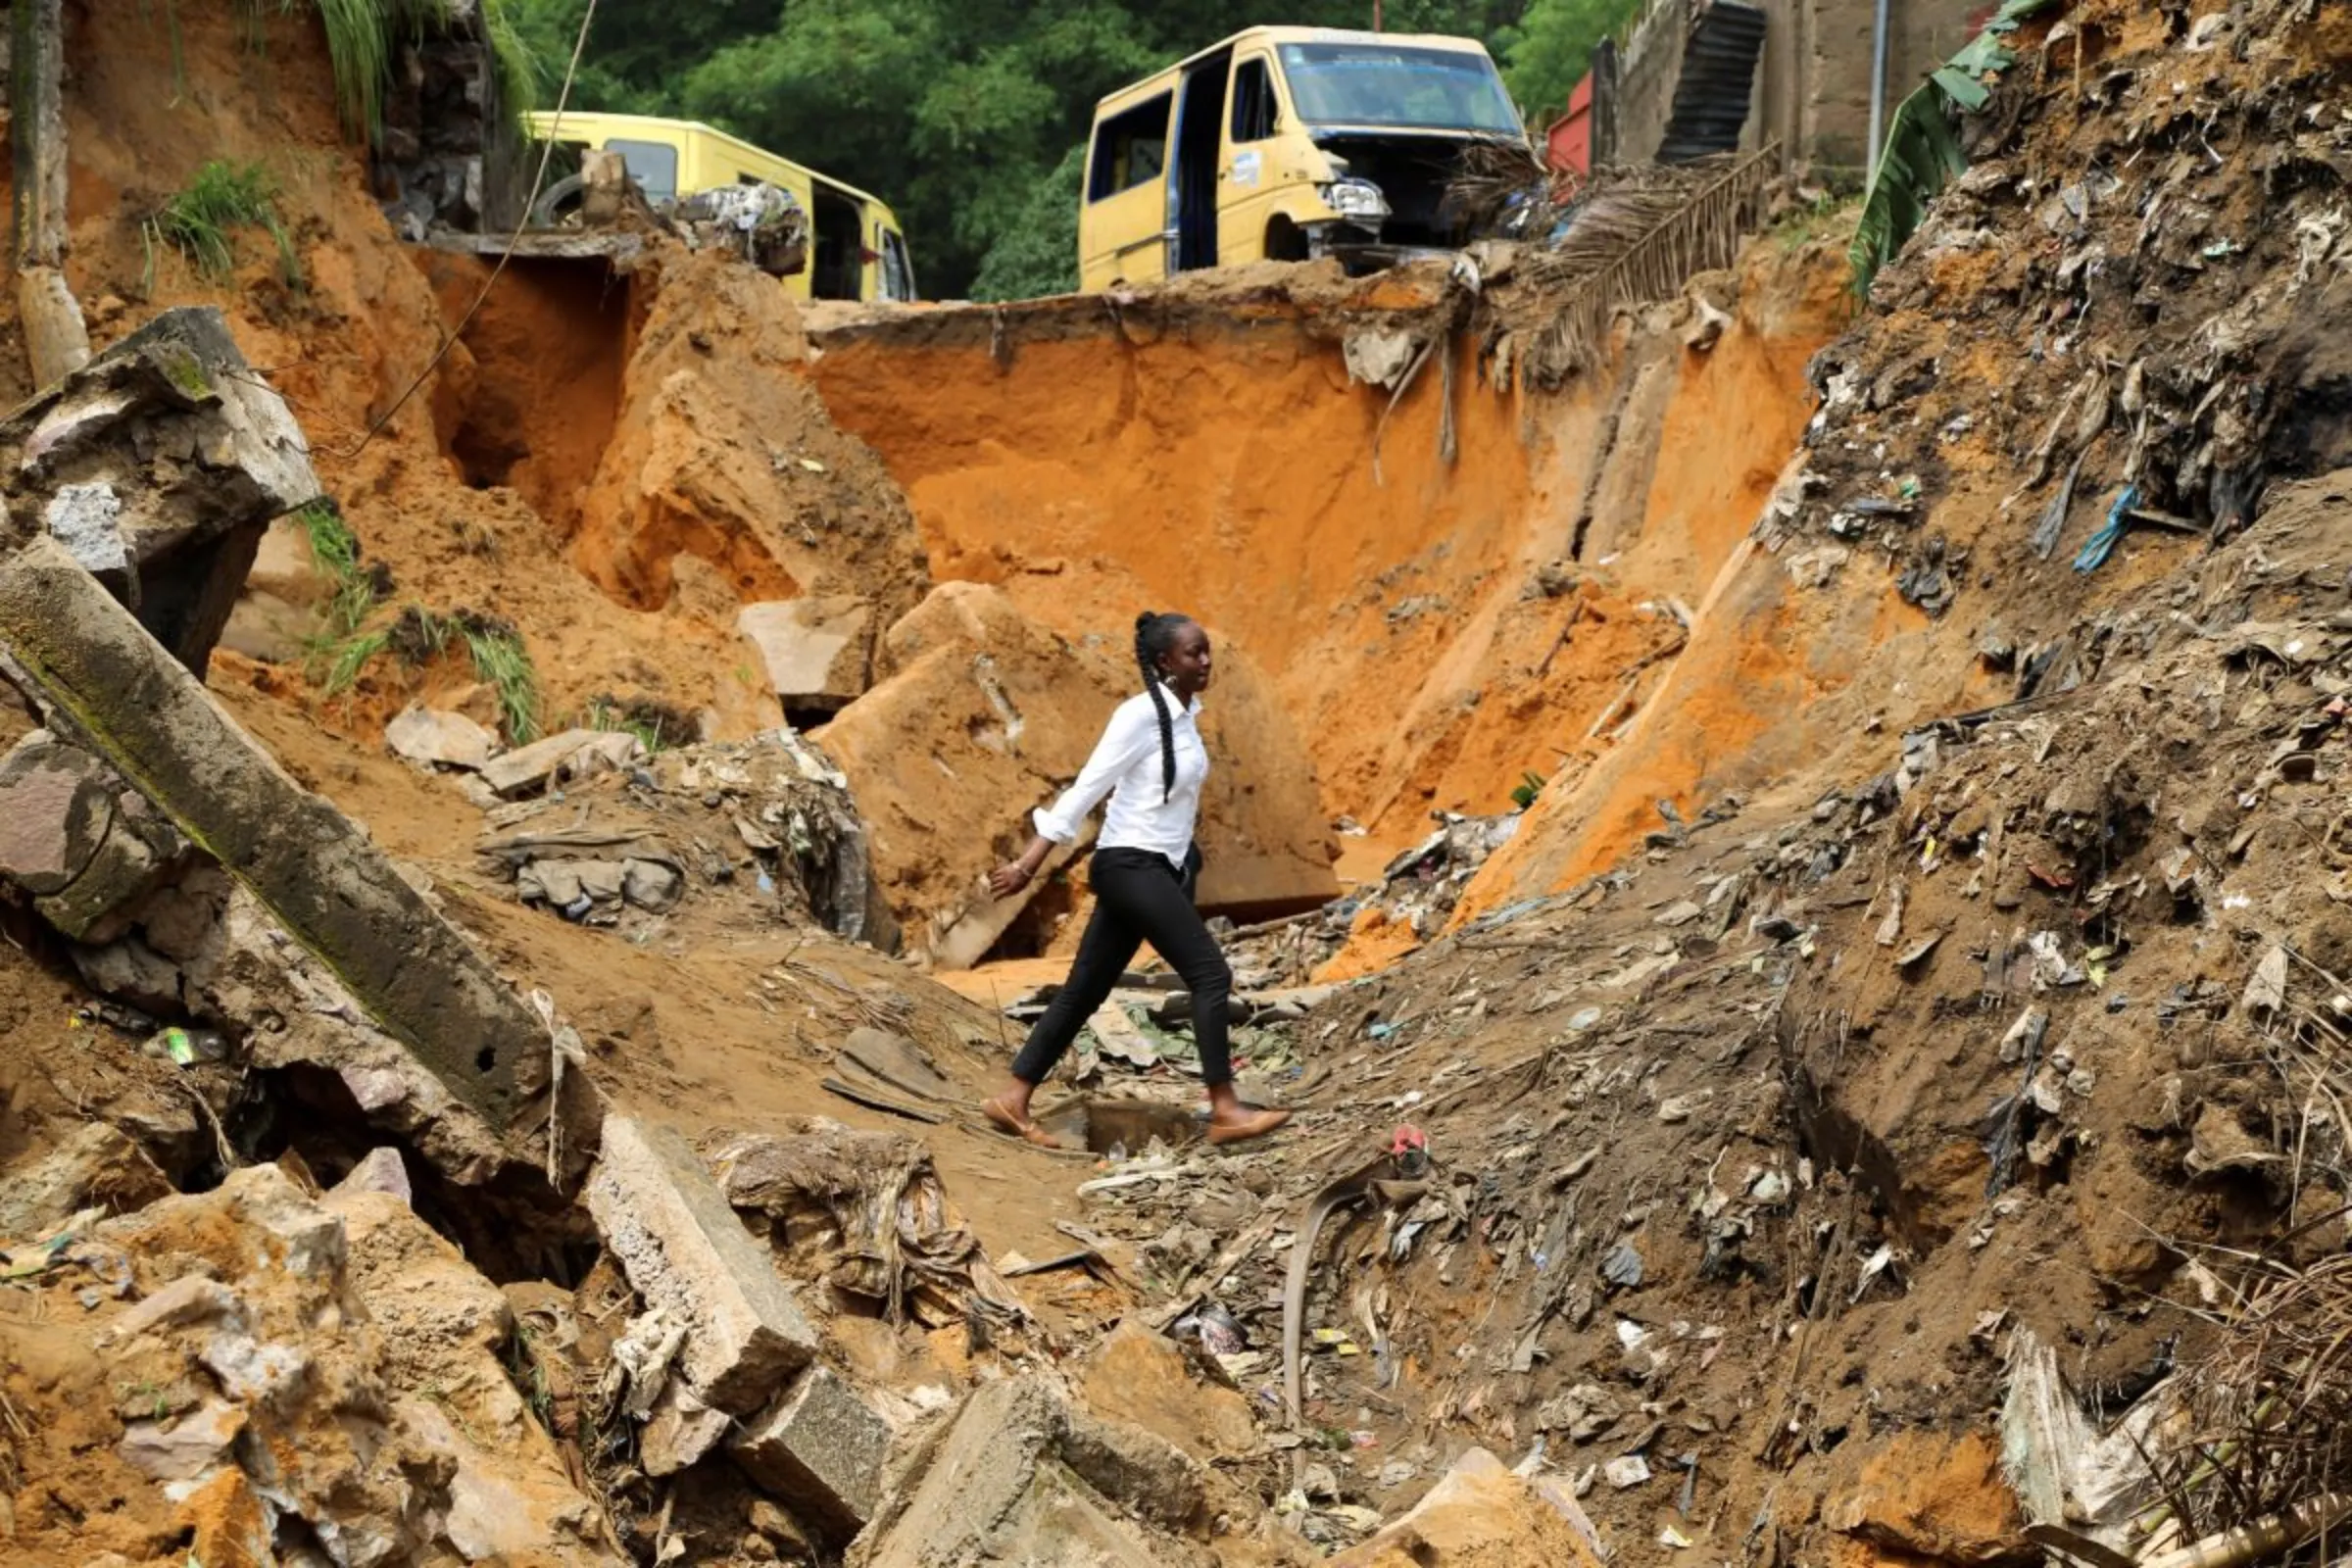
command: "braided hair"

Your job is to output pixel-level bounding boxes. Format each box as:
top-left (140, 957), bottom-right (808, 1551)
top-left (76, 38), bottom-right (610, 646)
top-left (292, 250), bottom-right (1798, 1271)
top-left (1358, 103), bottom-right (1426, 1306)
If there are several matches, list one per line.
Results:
top-left (1135, 611), bottom-right (1193, 802)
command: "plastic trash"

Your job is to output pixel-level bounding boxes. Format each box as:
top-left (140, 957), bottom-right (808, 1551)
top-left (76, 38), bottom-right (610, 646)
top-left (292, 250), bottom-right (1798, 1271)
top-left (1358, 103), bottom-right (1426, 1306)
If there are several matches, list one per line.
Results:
top-left (1173, 1300), bottom-right (1246, 1357)
top-left (145, 1026), bottom-right (227, 1067)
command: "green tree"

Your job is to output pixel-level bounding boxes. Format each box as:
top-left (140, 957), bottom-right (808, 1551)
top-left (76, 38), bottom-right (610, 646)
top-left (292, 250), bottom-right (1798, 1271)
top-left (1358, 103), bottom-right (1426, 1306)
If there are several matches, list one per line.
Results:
top-left (971, 143), bottom-right (1084, 300)
top-left (1497, 0), bottom-right (1640, 122)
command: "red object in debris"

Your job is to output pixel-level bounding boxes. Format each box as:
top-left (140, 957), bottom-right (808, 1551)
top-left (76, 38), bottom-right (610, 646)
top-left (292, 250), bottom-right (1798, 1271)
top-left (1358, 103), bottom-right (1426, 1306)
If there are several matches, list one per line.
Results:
top-left (1545, 71), bottom-right (1597, 176)
top-left (2026, 862), bottom-right (2077, 891)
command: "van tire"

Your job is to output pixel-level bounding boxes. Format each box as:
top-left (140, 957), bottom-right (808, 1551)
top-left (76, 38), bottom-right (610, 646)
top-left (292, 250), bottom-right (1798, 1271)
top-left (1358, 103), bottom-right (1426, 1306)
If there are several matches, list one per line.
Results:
top-left (529, 173), bottom-right (587, 227)
top-left (1264, 217), bottom-right (1310, 264)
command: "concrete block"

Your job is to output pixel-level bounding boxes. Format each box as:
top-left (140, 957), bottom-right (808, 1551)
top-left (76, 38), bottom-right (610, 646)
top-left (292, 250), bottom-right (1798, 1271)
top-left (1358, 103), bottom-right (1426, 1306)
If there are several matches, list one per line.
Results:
top-left (737, 597), bottom-right (874, 714)
top-left (1060, 1408), bottom-right (1206, 1531)
top-left (385, 705), bottom-right (497, 771)
top-left (732, 1363), bottom-right (892, 1541)
top-left (855, 1375), bottom-right (1170, 1568)
top-left (479, 728), bottom-right (602, 797)
top-left (584, 1117), bottom-right (816, 1413)
top-left (641, 1381), bottom-right (733, 1477)
top-left (0, 537), bottom-right (541, 1126)
top-left (1, 307), bottom-right (318, 678)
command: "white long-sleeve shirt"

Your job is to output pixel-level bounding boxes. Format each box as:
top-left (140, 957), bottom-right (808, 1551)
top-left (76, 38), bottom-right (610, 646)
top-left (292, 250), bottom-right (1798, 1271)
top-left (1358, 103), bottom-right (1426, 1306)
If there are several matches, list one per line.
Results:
top-left (1033, 687), bottom-right (1207, 868)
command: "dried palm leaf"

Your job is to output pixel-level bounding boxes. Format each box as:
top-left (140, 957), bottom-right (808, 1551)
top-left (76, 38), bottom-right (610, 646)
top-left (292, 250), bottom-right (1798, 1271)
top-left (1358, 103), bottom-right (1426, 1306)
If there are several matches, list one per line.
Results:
top-left (1506, 146), bottom-right (1782, 387)
top-left (2145, 1250), bottom-right (2352, 1551)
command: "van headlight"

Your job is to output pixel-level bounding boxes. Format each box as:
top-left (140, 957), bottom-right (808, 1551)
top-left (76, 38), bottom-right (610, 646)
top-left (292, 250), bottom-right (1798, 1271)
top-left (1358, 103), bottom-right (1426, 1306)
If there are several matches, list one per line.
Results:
top-left (1319, 178), bottom-right (1391, 220)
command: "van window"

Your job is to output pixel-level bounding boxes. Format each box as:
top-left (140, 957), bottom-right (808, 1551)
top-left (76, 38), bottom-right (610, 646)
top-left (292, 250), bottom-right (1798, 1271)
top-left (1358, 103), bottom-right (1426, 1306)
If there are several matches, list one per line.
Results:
top-left (1088, 94), bottom-right (1172, 202)
top-left (603, 137), bottom-right (680, 202)
top-left (1275, 44), bottom-right (1520, 134)
top-left (1231, 58), bottom-right (1276, 142)
top-left (881, 230), bottom-right (916, 302)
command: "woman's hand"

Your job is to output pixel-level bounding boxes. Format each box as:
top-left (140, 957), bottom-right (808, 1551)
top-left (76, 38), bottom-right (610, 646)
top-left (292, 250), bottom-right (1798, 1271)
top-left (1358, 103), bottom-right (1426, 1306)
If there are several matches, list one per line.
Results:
top-left (989, 834), bottom-right (1056, 900)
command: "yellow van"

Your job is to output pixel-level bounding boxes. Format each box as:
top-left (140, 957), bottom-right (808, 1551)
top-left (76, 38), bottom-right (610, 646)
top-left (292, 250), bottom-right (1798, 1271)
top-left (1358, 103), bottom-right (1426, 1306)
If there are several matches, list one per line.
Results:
top-left (524, 112), bottom-right (919, 303)
top-left (1079, 27), bottom-right (1523, 291)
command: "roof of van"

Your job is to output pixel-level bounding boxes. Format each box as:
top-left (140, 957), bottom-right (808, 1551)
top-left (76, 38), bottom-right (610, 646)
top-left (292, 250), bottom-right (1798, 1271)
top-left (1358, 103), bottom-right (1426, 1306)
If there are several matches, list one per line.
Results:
top-left (1093, 27), bottom-right (1496, 112)
top-left (523, 110), bottom-right (899, 217)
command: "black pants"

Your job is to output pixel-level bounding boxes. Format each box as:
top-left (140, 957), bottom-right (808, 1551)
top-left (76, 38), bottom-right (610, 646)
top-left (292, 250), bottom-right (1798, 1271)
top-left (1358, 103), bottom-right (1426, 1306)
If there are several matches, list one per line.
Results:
top-left (1009, 846), bottom-right (1235, 1088)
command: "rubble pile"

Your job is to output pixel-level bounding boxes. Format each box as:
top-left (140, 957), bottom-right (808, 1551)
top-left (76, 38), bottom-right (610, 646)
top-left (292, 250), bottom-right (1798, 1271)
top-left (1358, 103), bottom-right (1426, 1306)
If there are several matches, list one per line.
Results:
top-left (1777, 0), bottom-right (2352, 626)
top-left (1220, 812), bottom-right (1526, 988)
top-left (459, 722), bottom-right (897, 950)
top-left (0, 1160), bottom-right (614, 1565)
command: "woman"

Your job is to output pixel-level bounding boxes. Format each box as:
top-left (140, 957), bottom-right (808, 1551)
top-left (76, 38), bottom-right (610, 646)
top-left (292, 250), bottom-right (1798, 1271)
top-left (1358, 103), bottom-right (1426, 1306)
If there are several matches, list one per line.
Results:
top-left (981, 612), bottom-right (1291, 1149)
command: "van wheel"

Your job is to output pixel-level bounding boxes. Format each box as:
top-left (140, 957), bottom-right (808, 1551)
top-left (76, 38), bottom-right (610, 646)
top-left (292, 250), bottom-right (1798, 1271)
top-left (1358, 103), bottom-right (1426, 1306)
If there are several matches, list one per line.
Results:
top-left (529, 172), bottom-right (587, 226)
top-left (1264, 217), bottom-right (1309, 264)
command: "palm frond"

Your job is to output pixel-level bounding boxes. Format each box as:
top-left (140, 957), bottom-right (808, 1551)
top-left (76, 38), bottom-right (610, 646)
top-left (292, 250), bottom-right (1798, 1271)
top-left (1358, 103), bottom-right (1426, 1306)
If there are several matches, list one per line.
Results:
top-left (1502, 147), bottom-right (1782, 387)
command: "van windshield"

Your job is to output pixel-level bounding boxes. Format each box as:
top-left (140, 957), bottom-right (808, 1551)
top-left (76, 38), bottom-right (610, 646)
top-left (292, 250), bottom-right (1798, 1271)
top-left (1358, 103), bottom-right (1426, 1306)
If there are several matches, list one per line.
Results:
top-left (1276, 43), bottom-right (1520, 134)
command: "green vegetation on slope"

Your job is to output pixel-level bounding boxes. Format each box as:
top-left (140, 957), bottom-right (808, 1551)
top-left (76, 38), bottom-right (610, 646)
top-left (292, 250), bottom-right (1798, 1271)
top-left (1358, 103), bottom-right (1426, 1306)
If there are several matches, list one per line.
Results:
top-left (147, 159), bottom-right (301, 288)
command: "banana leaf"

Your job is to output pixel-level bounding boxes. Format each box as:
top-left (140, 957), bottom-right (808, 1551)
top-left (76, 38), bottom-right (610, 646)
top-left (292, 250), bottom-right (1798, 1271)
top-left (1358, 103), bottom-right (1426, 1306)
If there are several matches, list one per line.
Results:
top-left (1848, 0), bottom-right (2071, 297)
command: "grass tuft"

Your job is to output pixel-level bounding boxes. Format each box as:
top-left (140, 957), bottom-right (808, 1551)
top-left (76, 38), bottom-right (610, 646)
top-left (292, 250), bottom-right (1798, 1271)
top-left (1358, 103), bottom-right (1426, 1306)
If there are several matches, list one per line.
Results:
top-left (584, 698), bottom-right (664, 756)
top-left (148, 160), bottom-right (300, 288)
top-left (239, 0), bottom-right (528, 147)
top-left (319, 628), bottom-right (389, 695)
top-left (462, 619), bottom-right (540, 745)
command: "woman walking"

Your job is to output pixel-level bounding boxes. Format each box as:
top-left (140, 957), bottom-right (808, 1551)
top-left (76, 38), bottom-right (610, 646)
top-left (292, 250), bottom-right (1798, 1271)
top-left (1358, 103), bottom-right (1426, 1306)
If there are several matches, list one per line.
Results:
top-left (981, 612), bottom-right (1291, 1149)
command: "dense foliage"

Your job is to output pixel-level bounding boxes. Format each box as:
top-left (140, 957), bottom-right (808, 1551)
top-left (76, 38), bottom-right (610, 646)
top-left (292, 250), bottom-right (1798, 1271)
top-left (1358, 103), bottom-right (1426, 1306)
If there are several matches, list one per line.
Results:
top-left (508, 0), bottom-right (1642, 299)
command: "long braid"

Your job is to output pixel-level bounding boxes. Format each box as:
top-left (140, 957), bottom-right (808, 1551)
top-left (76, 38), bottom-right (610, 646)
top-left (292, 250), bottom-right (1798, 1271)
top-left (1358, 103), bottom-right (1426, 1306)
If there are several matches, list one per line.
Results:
top-left (1135, 611), bottom-right (1181, 802)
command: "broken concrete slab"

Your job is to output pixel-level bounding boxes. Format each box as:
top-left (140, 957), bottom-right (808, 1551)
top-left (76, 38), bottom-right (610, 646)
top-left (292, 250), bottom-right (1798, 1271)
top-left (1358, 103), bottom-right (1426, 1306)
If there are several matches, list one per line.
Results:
top-left (732, 1362), bottom-right (893, 1541)
top-left (738, 596), bottom-right (875, 714)
top-left (480, 728), bottom-right (602, 797)
top-left (34, 772), bottom-right (189, 943)
top-left (1, 307), bottom-right (318, 678)
top-left (385, 705), bottom-right (497, 771)
top-left (118, 1396), bottom-right (246, 1485)
top-left (1061, 1407), bottom-right (1208, 1532)
top-left (853, 1377), bottom-right (1070, 1568)
top-left (852, 1374), bottom-right (1203, 1568)
top-left (584, 1117), bottom-right (817, 1413)
top-left (479, 727), bottom-right (644, 798)
top-left (0, 537), bottom-right (540, 1127)
top-left (641, 1381), bottom-right (734, 1477)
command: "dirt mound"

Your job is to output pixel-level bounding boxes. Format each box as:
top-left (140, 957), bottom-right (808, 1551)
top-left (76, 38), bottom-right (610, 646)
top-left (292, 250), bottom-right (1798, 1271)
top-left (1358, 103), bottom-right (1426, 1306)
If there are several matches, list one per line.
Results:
top-left (567, 249), bottom-right (929, 624)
